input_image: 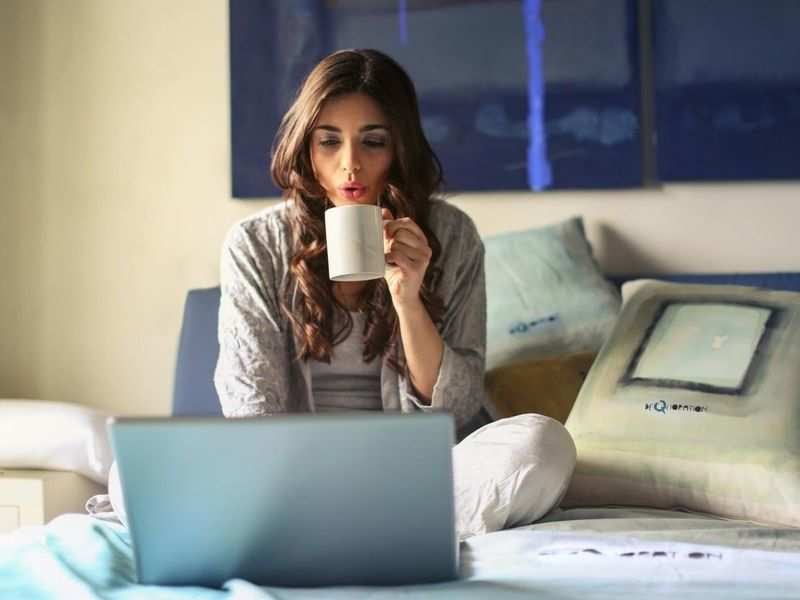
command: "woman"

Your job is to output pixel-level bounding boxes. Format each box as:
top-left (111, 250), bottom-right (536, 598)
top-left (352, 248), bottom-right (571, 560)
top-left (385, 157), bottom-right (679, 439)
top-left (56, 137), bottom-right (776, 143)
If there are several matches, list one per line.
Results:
top-left (213, 48), bottom-right (491, 438)
top-left (96, 50), bottom-right (574, 537)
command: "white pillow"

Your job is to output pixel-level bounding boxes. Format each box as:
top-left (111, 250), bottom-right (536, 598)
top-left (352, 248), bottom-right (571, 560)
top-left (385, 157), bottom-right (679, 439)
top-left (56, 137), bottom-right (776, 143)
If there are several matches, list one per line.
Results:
top-left (107, 461), bottom-right (127, 527)
top-left (0, 399), bottom-right (113, 484)
top-left (453, 414), bottom-right (576, 541)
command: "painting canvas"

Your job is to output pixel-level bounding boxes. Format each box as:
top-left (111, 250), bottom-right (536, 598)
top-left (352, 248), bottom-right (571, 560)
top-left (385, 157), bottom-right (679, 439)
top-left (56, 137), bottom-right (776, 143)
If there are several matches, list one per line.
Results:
top-left (653, 0), bottom-right (800, 181)
top-left (229, 0), bottom-right (642, 197)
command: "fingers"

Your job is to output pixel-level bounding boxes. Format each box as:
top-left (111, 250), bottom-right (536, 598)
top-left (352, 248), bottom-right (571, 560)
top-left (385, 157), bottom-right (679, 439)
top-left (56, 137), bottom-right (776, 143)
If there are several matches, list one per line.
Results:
top-left (386, 240), bottom-right (430, 265)
top-left (385, 247), bottom-right (416, 272)
top-left (390, 228), bottom-right (428, 250)
top-left (382, 214), bottom-right (432, 275)
top-left (384, 217), bottom-right (426, 244)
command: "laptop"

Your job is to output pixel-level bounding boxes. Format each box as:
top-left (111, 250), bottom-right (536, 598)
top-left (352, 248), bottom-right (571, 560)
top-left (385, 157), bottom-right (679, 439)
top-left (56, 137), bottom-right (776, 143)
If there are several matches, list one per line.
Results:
top-left (107, 413), bottom-right (458, 588)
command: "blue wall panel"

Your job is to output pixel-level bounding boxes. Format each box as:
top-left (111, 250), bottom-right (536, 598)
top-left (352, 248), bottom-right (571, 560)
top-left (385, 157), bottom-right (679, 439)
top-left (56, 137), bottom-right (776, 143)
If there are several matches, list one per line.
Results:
top-left (653, 0), bottom-right (800, 181)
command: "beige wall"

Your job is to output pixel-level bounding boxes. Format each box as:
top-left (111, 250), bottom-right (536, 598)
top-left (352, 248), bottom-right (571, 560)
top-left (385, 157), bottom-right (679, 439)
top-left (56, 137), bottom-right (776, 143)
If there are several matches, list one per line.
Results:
top-left (2, 1), bottom-right (798, 416)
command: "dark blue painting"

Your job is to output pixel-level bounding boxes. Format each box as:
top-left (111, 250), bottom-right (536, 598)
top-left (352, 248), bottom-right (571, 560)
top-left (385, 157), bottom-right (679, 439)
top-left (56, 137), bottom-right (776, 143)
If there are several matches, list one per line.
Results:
top-left (652, 0), bottom-right (800, 181)
top-left (230, 0), bottom-right (642, 197)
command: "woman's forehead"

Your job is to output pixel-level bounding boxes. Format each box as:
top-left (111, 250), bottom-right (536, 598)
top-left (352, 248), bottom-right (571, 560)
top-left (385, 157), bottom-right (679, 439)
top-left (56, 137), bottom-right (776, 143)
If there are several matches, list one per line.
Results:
top-left (315, 92), bottom-right (389, 128)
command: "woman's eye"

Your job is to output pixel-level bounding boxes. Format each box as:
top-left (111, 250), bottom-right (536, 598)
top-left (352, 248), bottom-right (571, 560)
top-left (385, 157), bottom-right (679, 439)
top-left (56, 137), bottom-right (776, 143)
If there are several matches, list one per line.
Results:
top-left (363, 138), bottom-right (387, 148)
top-left (319, 138), bottom-right (340, 147)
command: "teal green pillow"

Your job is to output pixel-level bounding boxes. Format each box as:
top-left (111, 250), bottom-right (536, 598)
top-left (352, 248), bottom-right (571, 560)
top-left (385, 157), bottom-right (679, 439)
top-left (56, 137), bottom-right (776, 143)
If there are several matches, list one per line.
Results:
top-left (484, 217), bottom-right (620, 371)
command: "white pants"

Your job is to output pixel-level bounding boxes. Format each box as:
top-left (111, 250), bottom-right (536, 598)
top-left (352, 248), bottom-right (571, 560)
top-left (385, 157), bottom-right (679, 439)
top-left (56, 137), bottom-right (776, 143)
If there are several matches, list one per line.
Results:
top-left (452, 413), bottom-right (576, 540)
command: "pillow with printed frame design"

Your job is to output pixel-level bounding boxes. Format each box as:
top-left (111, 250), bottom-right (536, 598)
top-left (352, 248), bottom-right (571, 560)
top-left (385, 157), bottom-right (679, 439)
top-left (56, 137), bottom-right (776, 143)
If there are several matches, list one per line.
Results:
top-left (563, 279), bottom-right (800, 527)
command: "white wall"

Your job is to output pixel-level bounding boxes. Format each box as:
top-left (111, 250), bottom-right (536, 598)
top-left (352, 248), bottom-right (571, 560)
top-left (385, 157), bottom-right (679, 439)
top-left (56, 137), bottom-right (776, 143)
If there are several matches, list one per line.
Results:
top-left (452, 184), bottom-right (800, 274)
top-left (1, 0), bottom-right (798, 416)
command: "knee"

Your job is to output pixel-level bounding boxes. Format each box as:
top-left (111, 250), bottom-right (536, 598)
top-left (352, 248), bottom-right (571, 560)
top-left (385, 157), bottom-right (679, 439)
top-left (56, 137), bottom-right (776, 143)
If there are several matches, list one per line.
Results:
top-left (453, 414), bottom-right (576, 540)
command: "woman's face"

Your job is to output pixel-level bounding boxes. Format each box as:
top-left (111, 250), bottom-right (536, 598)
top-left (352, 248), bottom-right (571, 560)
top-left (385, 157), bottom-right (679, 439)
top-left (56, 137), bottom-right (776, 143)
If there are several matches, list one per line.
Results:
top-left (310, 92), bottom-right (394, 207)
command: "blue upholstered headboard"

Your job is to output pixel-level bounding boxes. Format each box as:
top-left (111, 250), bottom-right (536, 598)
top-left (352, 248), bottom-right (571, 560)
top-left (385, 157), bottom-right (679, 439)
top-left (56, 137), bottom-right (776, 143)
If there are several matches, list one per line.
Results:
top-left (173, 272), bottom-right (800, 417)
top-left (173, 287), bottom-right (223, 417)
top-left (605, 272), bottom-right (800, 292)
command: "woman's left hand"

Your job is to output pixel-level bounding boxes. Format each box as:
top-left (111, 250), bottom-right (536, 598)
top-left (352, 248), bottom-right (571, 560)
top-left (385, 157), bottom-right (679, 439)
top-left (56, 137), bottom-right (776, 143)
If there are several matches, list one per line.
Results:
top-left (382, 207), bottom-right (432, 310)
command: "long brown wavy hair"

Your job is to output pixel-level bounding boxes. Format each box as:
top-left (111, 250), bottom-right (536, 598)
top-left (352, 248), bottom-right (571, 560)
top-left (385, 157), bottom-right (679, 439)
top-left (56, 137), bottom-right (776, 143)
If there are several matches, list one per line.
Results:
top-left (270, 48), bottom-right (445, 371)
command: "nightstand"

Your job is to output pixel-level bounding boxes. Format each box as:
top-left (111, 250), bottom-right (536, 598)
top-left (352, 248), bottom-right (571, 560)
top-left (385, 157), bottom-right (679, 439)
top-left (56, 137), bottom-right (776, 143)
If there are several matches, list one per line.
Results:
top-left (0, 469), bottom-right (105, 533)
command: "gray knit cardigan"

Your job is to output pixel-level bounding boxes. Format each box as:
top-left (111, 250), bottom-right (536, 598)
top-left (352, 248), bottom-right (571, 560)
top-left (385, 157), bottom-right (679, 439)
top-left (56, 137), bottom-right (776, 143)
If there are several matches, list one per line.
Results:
top-left (213, 198), bottom-right (490, 438)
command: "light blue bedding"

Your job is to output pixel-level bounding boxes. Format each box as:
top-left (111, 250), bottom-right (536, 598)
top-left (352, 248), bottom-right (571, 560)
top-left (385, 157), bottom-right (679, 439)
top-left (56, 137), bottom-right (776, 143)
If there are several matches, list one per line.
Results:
top-left (3, 508), bottom-right (800, 599)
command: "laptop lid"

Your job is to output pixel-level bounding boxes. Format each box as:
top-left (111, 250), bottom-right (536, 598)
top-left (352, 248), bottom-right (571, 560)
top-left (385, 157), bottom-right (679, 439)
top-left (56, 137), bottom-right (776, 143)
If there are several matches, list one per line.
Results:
top-left (108, 413), bottom-right (457, 588)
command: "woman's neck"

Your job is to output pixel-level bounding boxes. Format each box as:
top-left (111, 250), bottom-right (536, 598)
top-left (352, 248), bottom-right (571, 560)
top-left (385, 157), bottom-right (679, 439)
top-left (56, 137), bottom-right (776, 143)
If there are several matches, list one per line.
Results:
top-left (333, 281), bottom-right (368, 310)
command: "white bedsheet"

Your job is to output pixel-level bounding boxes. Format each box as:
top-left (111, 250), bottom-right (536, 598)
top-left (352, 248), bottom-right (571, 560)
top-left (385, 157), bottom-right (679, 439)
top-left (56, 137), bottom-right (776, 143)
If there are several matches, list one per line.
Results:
top-left (2, 507), bottom-right (799, 599)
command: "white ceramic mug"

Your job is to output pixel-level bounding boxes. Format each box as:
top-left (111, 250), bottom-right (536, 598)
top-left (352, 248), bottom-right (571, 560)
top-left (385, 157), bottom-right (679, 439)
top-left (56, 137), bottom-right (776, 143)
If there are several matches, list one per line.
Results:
top-left (325, 204), bottom-right (385, 281)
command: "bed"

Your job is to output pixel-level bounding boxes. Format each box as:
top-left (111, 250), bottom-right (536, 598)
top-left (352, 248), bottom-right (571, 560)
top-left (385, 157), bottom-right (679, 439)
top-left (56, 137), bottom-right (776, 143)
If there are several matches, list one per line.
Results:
top-left (3, 505), bottom-right (800, 598)
top-left (2, 212), bottom-right (800, 598)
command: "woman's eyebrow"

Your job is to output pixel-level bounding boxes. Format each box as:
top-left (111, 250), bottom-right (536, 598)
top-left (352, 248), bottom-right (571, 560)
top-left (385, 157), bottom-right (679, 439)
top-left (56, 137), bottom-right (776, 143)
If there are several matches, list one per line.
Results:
top-left (314, 124), bottom-right (390, 133)
top-left (360, 124), bottom-right (390, 133)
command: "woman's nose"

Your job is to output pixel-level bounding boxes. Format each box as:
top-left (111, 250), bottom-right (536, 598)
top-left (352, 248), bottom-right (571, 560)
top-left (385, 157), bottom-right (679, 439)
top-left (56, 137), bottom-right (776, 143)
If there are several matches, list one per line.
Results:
top-left (341, 143), bottom-right (361, 175)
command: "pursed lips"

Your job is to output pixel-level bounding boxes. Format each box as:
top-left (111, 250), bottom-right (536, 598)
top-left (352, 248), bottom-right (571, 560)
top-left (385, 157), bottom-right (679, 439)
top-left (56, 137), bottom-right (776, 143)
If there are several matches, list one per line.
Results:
top-left (338, 182), bottom-right (367, 200)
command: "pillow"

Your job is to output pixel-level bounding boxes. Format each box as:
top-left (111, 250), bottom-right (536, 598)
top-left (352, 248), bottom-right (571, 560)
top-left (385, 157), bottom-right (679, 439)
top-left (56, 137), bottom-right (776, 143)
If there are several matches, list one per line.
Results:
top-left (453, 414), bottom-right (576, 541)
top-left (485, 352), bottom-right (596, 423)
top-left (563, 279), bottom-right (800, 527)
top-left (0, 400), bottom-right (113, 484)
top-left (108, 461), bottom-right (128, 527)
top-left (484, 217), bottom-right (620, 372)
